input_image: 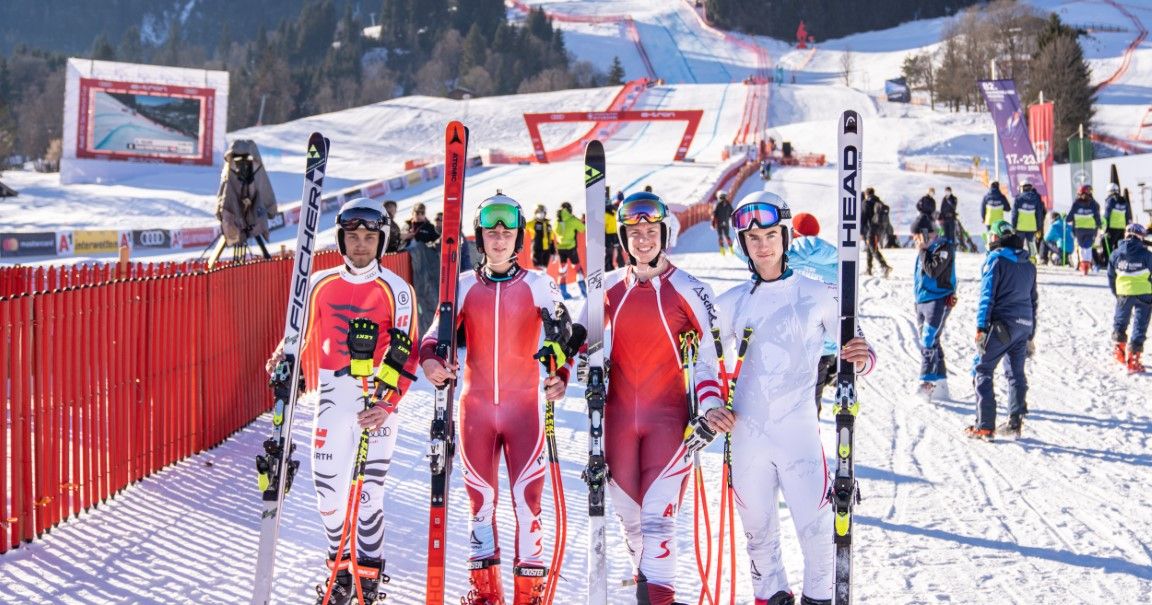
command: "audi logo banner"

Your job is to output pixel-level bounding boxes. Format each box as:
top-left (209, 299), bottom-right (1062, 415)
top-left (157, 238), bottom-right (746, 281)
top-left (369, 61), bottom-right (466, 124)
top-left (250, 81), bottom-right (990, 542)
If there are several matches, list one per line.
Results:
top-left (132, 229), bottom-right (173, 248)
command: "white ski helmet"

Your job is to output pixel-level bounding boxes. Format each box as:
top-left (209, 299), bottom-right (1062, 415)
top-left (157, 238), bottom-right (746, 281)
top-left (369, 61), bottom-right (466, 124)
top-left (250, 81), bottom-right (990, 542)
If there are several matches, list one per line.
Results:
top-left (336, 197), bottom-right (390, 260)
top-left (1020, 177), bottom-right (1033, 191)
top-left (1108, 182), bottom-right (1121, 195)
top-left (473, 192), bottom-right (525, 256)
top-left (732, 190), bottom-right (793, 268)
top-left (616, 191), bottom-right (669, 267)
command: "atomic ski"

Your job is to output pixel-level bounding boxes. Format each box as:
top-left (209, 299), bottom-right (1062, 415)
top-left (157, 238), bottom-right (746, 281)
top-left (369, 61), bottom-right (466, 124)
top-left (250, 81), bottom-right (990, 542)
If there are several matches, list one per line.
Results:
top-left (251, 132), bottom-right (330, 605)
top-left (581, 140), bottom-right (609, 605)
top-left (831, 110), bottom-right (862, 605)
top-left (426, 121), bottom-right (468, 604)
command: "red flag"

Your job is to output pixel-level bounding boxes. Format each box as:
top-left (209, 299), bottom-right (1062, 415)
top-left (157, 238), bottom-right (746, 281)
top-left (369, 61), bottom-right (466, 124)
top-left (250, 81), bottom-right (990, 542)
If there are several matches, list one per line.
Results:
top-left (1028, 102), bottom-right (1054, 209)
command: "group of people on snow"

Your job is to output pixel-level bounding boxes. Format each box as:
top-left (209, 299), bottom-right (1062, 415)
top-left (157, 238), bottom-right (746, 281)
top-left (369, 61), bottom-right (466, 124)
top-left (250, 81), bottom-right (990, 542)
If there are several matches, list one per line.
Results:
top-left (267, 188), bottom-right (876, 605)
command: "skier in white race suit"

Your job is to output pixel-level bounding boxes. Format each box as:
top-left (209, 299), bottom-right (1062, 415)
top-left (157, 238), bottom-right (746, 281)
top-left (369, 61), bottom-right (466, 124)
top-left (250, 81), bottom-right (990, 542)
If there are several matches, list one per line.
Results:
top-left (716, 191), bottom-right (876, 605)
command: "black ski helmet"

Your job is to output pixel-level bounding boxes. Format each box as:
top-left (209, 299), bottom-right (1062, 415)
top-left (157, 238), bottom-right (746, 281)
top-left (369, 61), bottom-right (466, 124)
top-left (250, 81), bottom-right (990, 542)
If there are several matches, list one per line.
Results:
top-left (335, 197), bottom-right (390, 261)
top-left (616, 191), bottom-right (669, 267)
top-left (473, 192), bottom-right (525, 257)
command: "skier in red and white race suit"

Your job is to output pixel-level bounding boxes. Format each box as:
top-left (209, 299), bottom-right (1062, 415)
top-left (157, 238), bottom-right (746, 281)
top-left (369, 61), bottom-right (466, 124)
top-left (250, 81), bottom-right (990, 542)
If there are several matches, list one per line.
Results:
top-left (420, 193), bottom-right (576, 605)
top-left (582, 191), bottom-right (729, 605)
top-left (716, 191), bottom-right (876, 605)
top-left (267, 197), bottom-right (421, 604)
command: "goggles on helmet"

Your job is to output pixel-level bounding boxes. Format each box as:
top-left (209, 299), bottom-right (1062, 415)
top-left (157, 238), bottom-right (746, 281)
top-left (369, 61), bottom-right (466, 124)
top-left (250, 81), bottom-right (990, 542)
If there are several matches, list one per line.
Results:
top-left (732, 202), bottom-right (789, 231)
top-left (338, 206), bottom-right (387, 232)
top-left (618, 197), bottom-right (667, 226)
top-left (477, 202), bottom-right (522, 229)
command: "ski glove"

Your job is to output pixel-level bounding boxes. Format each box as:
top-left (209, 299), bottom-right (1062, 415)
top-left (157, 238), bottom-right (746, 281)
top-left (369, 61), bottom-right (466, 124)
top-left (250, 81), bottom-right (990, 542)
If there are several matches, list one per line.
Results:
top-left (347, 318), bottom-right (380, 378)
top-left (375, 327), bottom-right (417, 393)
top-left (682, 416), bottom-right (718, 455)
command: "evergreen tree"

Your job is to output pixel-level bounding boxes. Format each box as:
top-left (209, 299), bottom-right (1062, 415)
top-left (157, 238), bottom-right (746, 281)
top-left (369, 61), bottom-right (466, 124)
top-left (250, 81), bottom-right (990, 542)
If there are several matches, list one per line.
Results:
top-left (91, 34), bottom-right (116, 61)
top-left (607, 56), bottom-right (625, 85)
top-left (1025, 14), bottom-right (1095, 161)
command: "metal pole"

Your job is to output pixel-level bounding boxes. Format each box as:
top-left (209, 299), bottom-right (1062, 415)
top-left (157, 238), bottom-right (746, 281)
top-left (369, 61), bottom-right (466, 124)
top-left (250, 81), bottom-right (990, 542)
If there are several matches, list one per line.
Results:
top-left (991, 60), bottom-right (1000, 184)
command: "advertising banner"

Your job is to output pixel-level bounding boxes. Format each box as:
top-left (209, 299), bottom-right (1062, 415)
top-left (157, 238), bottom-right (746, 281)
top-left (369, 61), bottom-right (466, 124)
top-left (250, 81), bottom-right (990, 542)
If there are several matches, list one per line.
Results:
top-left (885, 77), bottom-right (911, 103)
top-left (131, 229), bottom-right (173, 249)
top-left (1, 232), bottom-right (58, 258)
top-left (73, 230), bottom-right (122, 254)
top-left (978, 80), bottom-right (1049, 201)
top-left (1027, 101), bottom-right (1055, 208)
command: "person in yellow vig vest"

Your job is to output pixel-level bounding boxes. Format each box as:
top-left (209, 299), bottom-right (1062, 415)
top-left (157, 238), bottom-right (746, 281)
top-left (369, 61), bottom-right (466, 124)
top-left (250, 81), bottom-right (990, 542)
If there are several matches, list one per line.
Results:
top-left (1107, 222), bottom-right (1152, 374)
top-left (980, 181), bottom-right (1011, 245)
top-left (1011, 179), bottom-right (1045, 261)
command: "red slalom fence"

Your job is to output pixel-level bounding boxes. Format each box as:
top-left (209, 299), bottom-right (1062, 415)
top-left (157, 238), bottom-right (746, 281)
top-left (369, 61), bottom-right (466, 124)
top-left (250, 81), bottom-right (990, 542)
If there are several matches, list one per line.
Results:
top-left (0, 250), bottom-right (411, 553)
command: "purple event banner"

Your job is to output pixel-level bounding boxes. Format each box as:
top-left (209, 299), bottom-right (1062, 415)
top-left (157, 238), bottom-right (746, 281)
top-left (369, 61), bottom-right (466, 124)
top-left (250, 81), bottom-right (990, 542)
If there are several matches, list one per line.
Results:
top-left (978, 79), bottom-right (1049, 200)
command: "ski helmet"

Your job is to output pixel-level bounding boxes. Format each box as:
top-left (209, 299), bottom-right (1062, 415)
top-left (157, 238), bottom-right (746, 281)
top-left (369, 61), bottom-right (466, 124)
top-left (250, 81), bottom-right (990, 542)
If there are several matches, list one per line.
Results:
top-left (336, 197), bottom-right (390, 260)
top-left (1126, 222), bottom-right (1147, 238)
top-left (1077, 183), bottom-right (1093, 196)
top-left (732, 190), bottom-right (792, 270)
top-left (473, 192), bottom-right (525, 258)
top-left (616, 191), bottom-right (669, 267)
top-left (1108, 182), bottom-right (1121, 195)
top-left (1020, 177), bottom-right (1033, 191)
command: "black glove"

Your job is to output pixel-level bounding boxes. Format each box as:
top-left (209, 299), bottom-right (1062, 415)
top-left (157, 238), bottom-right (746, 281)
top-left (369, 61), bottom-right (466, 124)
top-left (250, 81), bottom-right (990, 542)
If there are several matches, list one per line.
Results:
top-left (683, 416), bottom-right (718, 455)
top-left (376, 327), bottom-right (417, 391)
top-left (347, 318), bottom-right (380, 378)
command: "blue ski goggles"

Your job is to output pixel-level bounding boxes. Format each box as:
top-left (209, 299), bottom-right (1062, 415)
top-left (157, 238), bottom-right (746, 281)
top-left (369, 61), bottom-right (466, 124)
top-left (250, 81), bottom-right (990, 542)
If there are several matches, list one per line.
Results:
top-left (337, 206), bottom-right (388, 231)
top-left (618, 195), bottom-right (668, 226)
top-left (476, 202), bottom-right (522, 229)
top-left (732, 202), bottom-right (789, 231)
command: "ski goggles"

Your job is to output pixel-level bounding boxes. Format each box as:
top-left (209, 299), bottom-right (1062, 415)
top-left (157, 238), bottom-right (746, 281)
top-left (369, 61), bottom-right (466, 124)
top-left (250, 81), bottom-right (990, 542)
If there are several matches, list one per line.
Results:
top-left (476, 202), bottom-right (522, 229)
top-left (732, 202), bottom-right (789, 231)
top-left (618, 197), bottom-right (667, 225)
top-left (338, 206), bottom-right (388, 231)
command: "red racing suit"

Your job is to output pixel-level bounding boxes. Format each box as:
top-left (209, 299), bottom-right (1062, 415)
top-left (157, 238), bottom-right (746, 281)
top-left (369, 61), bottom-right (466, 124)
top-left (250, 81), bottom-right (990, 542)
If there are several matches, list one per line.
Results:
top-left (419, 265), bottom-right (573, 572)
top-left (300, 262), bottom-right (419, 563)
top-left (587, 263), bottom-right (723, 603)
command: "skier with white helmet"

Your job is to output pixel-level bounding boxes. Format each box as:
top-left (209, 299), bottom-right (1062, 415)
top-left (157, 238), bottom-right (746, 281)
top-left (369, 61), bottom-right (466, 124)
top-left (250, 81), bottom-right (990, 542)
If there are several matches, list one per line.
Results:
top-left (419, 193), bottom-right (579, 604)
top-left (1103, 181), bottom-right (1133, 257)
top-left (580, 191), bottom-right (726, 605)
top-left (715, 191), bottom-right (876, 605)
top-left (265, 197), bottom-right (421, 604)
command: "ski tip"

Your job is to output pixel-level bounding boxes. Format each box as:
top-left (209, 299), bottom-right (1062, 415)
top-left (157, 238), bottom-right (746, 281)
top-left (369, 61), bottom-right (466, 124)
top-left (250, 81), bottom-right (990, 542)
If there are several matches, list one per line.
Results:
top-left (587, 139), bottom-right (604, 152)
top-left (842, 111), bottom-right (860, 134)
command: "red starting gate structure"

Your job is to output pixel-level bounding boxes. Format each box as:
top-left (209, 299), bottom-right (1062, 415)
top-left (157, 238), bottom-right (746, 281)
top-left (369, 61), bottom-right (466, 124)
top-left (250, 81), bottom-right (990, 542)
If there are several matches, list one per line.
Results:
top-left (523, 109), bottom-right (704, 163)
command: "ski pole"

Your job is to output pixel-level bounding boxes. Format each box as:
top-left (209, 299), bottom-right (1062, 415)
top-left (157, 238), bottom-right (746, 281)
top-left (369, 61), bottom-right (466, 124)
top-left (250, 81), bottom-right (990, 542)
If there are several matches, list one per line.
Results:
top-left (711, 326), bottom-right (752, 605)
top-left (678, 331), bottom-right (714, 605)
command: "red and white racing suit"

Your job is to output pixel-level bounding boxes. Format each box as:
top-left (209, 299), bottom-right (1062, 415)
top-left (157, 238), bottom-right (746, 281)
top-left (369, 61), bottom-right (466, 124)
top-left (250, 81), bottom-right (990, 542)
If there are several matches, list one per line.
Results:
top-left (418, 265), bottom-right (572, 572)
top-left (301, 262), bottom-right (419, 563)
top-left (590, 263), bottom-right (723, 604)
top-left (716, 271), bottom-right (874, 601)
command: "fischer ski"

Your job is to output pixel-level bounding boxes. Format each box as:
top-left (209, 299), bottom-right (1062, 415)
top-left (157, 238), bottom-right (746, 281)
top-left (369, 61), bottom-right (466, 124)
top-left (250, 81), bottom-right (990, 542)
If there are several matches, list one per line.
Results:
top-left (832, 110), bottom-right (863, 605)
top-left (251, 132), bottom-right (330, 605)
top-left (581, 140), bottom-right (609, 605)
top-left (426, 121), bottom-right (468, 604)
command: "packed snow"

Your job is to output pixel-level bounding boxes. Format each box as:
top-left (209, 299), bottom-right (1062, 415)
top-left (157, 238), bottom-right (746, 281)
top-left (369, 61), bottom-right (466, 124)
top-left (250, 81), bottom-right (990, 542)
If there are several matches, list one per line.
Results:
top-left (2, 0), bottom-right (1151, 603)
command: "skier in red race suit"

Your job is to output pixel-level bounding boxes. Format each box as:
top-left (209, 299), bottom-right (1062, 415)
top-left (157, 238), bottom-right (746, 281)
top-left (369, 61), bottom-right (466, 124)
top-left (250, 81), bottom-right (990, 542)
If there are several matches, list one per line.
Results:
top-left (583, 191), bottom-right (729, 605)
top-left (266, 197), bottom-right (421, 604)
top-left (419, 193), bottom-right (576, 605)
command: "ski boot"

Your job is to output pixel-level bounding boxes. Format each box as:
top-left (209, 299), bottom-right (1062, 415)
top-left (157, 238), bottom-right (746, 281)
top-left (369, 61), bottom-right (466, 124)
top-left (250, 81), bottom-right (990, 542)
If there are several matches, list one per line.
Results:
top-left (634, 570), bottom-right (679, 605)
top-left (559, 282), bottom-right (573, 300)
top-left (578, 278), bottom-right (587, 297)
top-left (1114, 342), bottom-right (1128, 364)
top-left (355, 557), bottom-right (390, 604)
top-left (1079, 260), bottom-right (1091, 275)
top-left (1129, 351), bottom-right (1145, 374)
top-left (755, 591), bottom-right (795, 605)
top-left (882, 265), bottom-right (893, 278)
top-left (1000, 414), bottom-right (1022, 439)
top-left (719, 246), bottom-right (727, 256)
top-left (511, 565), bottom-right (546, 605)
top-left (799, 596), bottom-right (832, 605)
top-left (916, 381), bottom-right (935, 403)
top-left (315, 558), bottom-right (355, 605)
top-left (964, 425), bottom-right (994, 441)
top-left (462, 558), bottom-right (505, 605)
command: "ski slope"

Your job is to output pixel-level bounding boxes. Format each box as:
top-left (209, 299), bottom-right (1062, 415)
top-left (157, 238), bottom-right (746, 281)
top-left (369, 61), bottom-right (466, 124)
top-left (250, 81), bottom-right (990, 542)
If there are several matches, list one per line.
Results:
top-left (2, 0), bottom-right (1152, 602)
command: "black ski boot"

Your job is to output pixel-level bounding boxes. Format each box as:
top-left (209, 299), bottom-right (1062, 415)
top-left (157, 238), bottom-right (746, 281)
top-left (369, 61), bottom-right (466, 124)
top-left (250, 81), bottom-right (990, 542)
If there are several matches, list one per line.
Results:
top-left (356, 557), bottom-right (390, 604)
top-left (1005, 414), bottom-right (1022, 437)
top-left (315, 565), bottom-right (354, 605)
top-left (756, 590), bottom-right (795, 605)
top-left (800, 596), bottom-right (832, 605)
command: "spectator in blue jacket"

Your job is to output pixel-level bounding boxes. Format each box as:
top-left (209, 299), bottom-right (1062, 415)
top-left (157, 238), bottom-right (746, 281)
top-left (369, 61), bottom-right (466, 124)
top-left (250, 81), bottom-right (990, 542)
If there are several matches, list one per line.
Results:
top-left (788, 212), bottom-right (839, 414)
top-left (912, 219), bottom-right (957, 402)
top-left (1107, 223), bottom-right (1152, 373)
top-left (969, 220), bottom-right (1038, 439)
top-left (1042, 211), bottom-right (1074, 266)
top-left (980, 182), bottom-right (1011, 239)
top-left (1011, 180), bottom-right (1045, 261)
top-left (1066, 184), bottom-right (1103, 275)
